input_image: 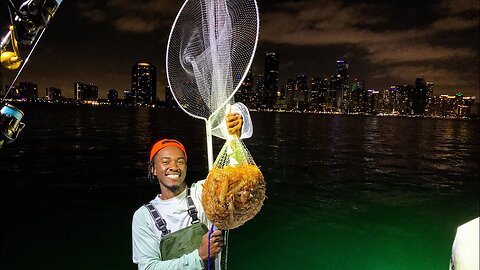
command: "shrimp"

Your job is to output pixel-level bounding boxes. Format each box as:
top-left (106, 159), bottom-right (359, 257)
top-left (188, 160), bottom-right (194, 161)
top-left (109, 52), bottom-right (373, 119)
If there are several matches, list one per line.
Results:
top-left (202, 164), bottom-right (266, 230)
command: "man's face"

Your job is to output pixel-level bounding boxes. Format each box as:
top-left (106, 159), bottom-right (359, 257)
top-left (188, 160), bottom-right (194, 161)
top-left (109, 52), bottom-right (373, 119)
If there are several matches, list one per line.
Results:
top-left (152, 146), bottom-right (187, 193)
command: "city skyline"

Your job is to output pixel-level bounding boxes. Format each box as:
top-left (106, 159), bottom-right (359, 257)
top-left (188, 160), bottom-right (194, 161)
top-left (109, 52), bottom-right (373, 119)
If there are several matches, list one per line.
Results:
top-left (1, 0), bottom-right (479, 99)
top-left (3, 56), bottom-right (475, 101)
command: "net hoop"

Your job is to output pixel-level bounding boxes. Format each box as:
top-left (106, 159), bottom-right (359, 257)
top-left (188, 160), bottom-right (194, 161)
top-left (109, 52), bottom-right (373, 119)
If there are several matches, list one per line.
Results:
top-left (165, 0), bottom-right (259, 124)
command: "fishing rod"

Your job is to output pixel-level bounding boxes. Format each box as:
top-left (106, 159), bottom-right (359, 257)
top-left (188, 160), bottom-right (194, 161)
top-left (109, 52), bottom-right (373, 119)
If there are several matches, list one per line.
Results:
top-left (0, 0), bottom-right (62, 149)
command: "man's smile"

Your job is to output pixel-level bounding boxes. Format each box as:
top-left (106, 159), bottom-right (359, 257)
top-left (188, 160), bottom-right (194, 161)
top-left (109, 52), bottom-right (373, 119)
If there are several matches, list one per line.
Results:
top-left (166, 174), bottom-right (180, 179)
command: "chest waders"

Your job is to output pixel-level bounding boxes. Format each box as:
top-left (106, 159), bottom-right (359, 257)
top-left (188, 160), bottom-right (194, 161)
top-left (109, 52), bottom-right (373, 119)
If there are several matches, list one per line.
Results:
top-left (144, 188), bottom-right (209, 262)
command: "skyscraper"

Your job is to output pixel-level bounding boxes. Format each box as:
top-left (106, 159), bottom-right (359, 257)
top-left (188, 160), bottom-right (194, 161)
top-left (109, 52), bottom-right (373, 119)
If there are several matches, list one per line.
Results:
top-left (255, 74), bottom-right (264, 109)
top-left (74, 82), bottom-right (98, 101)
top-left (366, 89), bottom-right (380, 114)
top-left (349, 79), bottom-right (365, 113)
top-left (107, 89), bottom-right (118, 104)
top-left (19, 81), bottom-right (38, 99)
top-left (124, 90), bottom-right (134, 105)
top-left (132, 62), bottom-right (156, 104)
top-left (5, 84), bottom-right (20, 99)
top-left (335, 59), bottom-right (350, 111)
top-left (284, 79), bottom-right (296, 110)
top-left (46, 87), bottom-right (62, 101)
top-left (295, 73), bottom-right (308, 110)
top-left (328, 75), bottom-right (340, 110)
top-left (425, 82), bottom-right (434, 116)
top-left (414, 77), bottom-right (427, 115)
top-left (309, 77), bottom-right (327, 111)
top-left (234, 69), bottom-right (255, 107)
top-left (263, 52), bottom-right (279, 109)
top-left (386, 85), bottom-right (400, 113)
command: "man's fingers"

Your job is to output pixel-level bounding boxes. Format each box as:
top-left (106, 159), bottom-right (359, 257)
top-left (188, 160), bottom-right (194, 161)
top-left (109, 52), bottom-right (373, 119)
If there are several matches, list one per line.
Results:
top-left (226, 115), bottom-right (242, 126)
top-left (226, 112), bottom-right (240, 118)
top-left (228, 125), bottom-right (240, 133)
top-left (227, 120), bottom-right (242, 131)
top-left (210, 236), bottom-right (223, 243)
top-left (226, 114), bottom-right (240, 120)
top-left (210, 230), bottom-right (222, 237)
top-left (227, 119), bottom-right (242, 135)
top-left (227, 119), bottom-right (241, 127)
top-left (209, 231), bottom-right (224, 245)
top-left (226, 112), bottom-right (243, 136)
top-left (210, 238), bottom-right (223, 246)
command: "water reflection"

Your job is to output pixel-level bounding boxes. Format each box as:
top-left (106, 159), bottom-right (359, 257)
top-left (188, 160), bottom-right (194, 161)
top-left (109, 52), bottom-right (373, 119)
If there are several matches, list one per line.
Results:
top-left (0, 105), bottom-right (478, 199)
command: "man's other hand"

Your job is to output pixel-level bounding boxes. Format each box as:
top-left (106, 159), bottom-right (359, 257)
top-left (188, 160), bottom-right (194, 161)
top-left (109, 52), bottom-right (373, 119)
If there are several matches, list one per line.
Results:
top-left (198, 230), bottom-right (223, 261)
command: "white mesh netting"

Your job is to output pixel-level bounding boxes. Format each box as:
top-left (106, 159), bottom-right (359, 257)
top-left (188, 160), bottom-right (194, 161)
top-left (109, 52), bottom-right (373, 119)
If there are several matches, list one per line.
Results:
top-left (166, 0), bottom-right (259, 125)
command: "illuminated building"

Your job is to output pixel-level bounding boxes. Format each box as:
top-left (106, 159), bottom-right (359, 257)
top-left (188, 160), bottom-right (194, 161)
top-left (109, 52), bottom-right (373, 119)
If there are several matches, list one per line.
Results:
top-left (425, 82), bottom-right (434, 116)
top-left (255, 74), bottom-right (264, 109)
top-left (309, 77), bottom-right (328, 111)
top-left (435, 93), bottom-right (477, 117)
top-left (132, 62), bottom-right (156, 104)
top-left (366, 89), bottom-right (380, 114)
top-left (348, 79), bottom-right (365, 113)
top-left (107, 89), bottom-right (118, 104)
top-left (124, 90), bottom-right (134, 105)
top-left (294, 73), bottom-right (308, 110)
top-left (328, 75), bottom-right (339, 110)
top-left (393, 84), bottom-right (415, 115)
top-left (4, 84), bottom-right (21, 99)
top-left (46, 87), bottom-right (62, 101)
top-left (437, 94), bottom-right (460, 116)
top-left (263, 52), bottom-right (279, 109)
top-left (19, 81), bottom-right (38, 100)
top-left (385, 85), bottom-right (399, 113)
top-left (285, 79), bottom-right (296, 110)
top-left (74, 82), bottom-right (98, 102)
top-left (234, 69), bottom-right (255, 108)
top-left (335, 59), bottom-right (350, 111)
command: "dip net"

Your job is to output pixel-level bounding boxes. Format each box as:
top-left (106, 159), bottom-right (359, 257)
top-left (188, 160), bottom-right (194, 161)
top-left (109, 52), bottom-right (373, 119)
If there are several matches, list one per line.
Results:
top-left (166, 0), bottom-right (262, 264)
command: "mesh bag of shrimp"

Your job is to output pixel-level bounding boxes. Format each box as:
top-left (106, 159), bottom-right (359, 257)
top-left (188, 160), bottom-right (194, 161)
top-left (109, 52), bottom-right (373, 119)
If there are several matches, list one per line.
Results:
top-left (202, 114), bottom-right (265, 230)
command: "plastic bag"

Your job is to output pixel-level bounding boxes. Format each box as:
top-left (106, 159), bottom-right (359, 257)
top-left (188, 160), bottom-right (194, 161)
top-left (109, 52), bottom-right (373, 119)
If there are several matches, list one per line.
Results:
top-left (202, 136), bottom-right (265, 230)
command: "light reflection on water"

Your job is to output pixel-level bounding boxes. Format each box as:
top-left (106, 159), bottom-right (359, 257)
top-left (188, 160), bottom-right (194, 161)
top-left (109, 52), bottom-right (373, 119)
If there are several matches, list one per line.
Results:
top-left (1, 105), bottom-right (478, 195)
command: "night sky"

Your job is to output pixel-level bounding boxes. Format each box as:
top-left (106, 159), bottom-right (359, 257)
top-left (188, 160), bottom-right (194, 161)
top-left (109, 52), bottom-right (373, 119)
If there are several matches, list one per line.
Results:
top-left (1, 0), bottom-right (479, 99)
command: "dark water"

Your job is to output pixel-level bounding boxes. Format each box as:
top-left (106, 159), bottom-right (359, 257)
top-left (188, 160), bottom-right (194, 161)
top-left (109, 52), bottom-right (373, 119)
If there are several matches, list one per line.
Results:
top-left (1, 103), bottom-right (478, 270)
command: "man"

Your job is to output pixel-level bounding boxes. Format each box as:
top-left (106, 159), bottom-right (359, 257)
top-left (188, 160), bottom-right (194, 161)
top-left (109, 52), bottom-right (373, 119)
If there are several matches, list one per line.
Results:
top-left (449, 217), bottom-right (479, 270)
top-left (132, 113), bottom-right (243, 270)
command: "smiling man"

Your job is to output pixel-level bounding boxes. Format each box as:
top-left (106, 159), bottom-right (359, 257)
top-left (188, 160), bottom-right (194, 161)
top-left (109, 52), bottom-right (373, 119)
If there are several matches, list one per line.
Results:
top-left (131, 113), bottom-right (244, 270)
top-left (132, 139), bottom-right (224, 270)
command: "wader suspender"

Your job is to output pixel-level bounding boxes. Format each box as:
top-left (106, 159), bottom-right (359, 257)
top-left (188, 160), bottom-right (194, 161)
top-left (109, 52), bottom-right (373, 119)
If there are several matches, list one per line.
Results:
top-left (144, 188), bottom-right (200, 237)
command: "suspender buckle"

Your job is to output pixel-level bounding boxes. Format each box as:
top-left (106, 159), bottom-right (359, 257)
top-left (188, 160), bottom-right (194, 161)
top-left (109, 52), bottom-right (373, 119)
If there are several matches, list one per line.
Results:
top-left (188, 204), bottom-right (200, 224)
top-left (144, 187), bottom-right (201, 236)
top-left (187, 188), bottom-right (200, 224)
top-left (145, 203), bottom-right (170, 236)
